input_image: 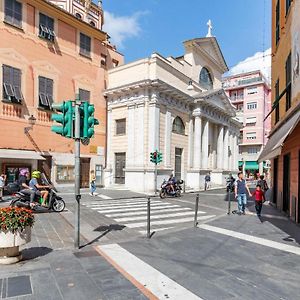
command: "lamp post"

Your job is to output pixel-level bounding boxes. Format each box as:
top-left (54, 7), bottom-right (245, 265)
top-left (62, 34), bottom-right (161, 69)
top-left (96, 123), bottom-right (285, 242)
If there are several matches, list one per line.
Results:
top-left (24, 115), bottom-right (36, 134)
top-left (187, 79), bottom-right (194, 91)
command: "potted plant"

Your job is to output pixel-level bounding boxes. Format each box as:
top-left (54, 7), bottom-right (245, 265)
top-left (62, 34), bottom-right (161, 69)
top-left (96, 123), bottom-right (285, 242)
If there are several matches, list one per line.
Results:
top-left (0, 207), bottom-right (34, 264)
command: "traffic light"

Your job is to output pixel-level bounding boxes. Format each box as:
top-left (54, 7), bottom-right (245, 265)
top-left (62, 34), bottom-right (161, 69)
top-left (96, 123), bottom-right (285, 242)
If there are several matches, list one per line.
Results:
top-left (81, 102), bottom-right (99, 138)
top-left (150, 151), bottom-right (158, 164)
top-left (157, 152), bottom-right (163, 163)
top-left (51, 101), bottom-right (74, 138)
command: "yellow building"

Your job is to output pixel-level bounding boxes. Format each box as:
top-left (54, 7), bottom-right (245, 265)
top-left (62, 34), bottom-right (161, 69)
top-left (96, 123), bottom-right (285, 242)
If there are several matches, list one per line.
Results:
top-left (260, 0), bottom-right (300, 222)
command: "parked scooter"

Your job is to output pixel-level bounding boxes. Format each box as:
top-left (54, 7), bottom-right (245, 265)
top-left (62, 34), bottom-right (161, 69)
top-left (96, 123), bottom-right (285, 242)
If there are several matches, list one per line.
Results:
top-left (9, 173), bottom-right (65, 212)
top-left (160, 179), bottom-right (183, 199)
top-left (226, 176), bottom-right (235, 193)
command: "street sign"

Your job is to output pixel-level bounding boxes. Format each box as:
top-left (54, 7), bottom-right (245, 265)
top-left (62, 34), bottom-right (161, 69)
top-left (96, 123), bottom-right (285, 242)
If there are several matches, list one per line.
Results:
top-left (81, 138), bottom-right (90, 146)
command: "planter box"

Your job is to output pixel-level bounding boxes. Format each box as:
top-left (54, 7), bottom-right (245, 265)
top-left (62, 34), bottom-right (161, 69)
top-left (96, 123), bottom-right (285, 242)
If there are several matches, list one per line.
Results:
top-left (0, 226), bottom-right (31, 264)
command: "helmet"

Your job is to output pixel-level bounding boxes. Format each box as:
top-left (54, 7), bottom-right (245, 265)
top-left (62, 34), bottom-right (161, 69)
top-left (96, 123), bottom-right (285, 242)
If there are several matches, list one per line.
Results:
top-left (19, 168), bottom-right (29, 176)
top-left (32, 170), bottom-right (41, 178)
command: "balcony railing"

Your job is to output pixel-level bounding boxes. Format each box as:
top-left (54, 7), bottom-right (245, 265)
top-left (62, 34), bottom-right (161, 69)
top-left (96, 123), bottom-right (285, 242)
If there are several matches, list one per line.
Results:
top-left (237, 76), bottom-right (262, 86)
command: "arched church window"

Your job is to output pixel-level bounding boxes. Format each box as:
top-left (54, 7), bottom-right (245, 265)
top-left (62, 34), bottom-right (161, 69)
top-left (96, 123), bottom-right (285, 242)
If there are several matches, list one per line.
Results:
top-left (172, 117), bottom-right (185, 135)
top-left (199, 67), bottom-right (213, 90)
top-left (75, 13), bottom-right (82, 19)
top-left (90, 21), bottom-right (96, 27)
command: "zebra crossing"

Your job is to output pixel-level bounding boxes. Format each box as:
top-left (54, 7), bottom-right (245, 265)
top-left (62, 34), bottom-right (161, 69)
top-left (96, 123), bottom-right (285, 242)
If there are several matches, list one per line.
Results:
top-left (82, 197), bottom-right (216, 234)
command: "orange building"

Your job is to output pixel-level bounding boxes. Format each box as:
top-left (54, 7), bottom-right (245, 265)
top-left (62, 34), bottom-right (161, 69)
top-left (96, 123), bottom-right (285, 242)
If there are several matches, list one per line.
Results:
top-left (260, 0), bottom-right (300, 222)
top-left (0, 0), bottom-right (123, 187)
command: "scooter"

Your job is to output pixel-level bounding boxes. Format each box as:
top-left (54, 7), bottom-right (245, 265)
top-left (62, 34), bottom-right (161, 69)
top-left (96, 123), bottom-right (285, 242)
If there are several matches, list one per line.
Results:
top-left (159, 179), bottom-right (183, 199)
top-left (9, 174), bottom-right (65, 212)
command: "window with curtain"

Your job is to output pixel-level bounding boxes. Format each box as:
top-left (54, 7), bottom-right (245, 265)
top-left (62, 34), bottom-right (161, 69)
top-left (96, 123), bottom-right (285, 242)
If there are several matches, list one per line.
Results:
top-left (199, 67), bottom-right (213, 90)
top-left (172, 117), bottom-right (185, 135)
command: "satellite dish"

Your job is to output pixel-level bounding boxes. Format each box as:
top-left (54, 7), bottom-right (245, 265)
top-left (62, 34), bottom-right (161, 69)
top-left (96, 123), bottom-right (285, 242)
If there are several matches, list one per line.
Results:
top-left (81, 138), bottom-right (90, 146)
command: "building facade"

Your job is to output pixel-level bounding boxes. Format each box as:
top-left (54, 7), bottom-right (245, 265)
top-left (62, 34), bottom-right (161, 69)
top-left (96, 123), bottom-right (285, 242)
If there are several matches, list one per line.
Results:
top-left (259, 0), bottom-right (300, 223)
top-left (104, 37), bottom-right (241, 193)
top-left (0, 0), bottom-right (123, 187)
top-left (223, 70), bottom-right (271, 178)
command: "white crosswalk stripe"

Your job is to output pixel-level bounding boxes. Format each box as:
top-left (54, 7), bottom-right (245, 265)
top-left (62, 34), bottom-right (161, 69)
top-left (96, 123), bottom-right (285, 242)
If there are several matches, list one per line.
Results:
top-left (82, 198), bottom-right (216, 234)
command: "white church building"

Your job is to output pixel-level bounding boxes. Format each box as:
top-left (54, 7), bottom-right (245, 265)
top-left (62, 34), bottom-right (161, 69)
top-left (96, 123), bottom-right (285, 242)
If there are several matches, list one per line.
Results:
top-left (104, 31), bottom-right (241, 193)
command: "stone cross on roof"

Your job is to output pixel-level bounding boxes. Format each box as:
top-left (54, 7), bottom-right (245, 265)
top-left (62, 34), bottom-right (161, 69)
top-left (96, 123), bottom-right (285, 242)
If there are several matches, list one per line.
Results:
top-left (206, 19), bottom-right (213, 37)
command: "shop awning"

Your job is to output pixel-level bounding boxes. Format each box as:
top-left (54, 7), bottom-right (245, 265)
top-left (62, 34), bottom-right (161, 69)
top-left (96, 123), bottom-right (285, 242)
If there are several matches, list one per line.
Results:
top-left (259, 110), bottom-right (300, 162)
top-left (245, 161), bottom-right (259, 170)
top-left (238, 161), bottom-right (243, 167)
top-left (0, 149), bottom-right (46, 160)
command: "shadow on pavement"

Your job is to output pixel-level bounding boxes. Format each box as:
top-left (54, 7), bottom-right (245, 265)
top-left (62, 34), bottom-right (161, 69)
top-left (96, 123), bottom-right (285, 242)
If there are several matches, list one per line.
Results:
top-left (22, 247), bottom-right (53, 260)
top-left (80, 224), bottom-right (126, 248)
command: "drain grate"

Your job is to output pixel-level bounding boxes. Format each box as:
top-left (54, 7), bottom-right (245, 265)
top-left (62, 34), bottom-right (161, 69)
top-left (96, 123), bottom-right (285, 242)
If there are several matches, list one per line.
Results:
top-left (1, 275), bottom-right (32, 298)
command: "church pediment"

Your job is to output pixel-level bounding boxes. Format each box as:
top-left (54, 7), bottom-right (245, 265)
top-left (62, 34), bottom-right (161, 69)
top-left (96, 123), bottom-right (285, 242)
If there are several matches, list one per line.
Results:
top-left (184, 37), bottom-right (228, 73)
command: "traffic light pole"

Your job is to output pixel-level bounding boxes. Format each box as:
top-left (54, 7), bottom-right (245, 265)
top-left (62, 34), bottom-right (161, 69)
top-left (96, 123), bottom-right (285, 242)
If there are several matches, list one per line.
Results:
top-left (154, 163), bottom-right (158, 195)
top-left (74, 101), bottom-right (81, 249)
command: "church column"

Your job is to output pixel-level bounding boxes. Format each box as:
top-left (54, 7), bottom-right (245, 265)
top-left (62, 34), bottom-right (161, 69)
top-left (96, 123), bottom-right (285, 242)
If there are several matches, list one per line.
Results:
top-left (223, 126), bottom-right (229, 170)
top-left (164, 110), bottom-right (172, 168)
top-left (229, 131), bottom-right (234, 170)
top-left (233, 133), bottom-right (239, 171)
top-left (202, 118), bottom-right (209, 169)
top-left (148, 97), bottom-right (160, 155)
top-left (135, 103), bottom-right (145, 166)
top-left (106, 108), bottom-right (112, 170)
top-left (127, 104), bottom-right (135, 166)
top-left (188, 118), bottom-right (194, 168)
top-left (193, 116), bottom-right (202, 169)
top-left (212, 123), bottom-right (218, 169)
top-left (217, 125), bottom-right (224, 169)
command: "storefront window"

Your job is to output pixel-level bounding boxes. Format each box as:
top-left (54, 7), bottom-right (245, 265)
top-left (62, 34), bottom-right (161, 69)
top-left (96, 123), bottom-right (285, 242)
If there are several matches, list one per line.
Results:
top-left (56, 165), bottom-right (75, 182)
top-left (5, 166), bottom-right (30, 183)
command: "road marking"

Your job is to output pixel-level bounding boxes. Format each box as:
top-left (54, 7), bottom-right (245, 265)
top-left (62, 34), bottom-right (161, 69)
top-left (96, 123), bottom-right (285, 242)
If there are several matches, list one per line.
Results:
top-left (106, 207), bottom-right (192, 217)
top-left (125, 215), bottom-right (216, 228)
top-left (96, 244), bottom-right (203, 300)
top-left (87, 201), bottom-right (163, 209)
top-left (138, 227), bottom-right (175, 234)
top-left (97, 194), bottom-right (112, 200)
top-left (115, 211), bottom-right (201, 222)
top-left (199, 224), bottom-right (300, 256)
top-left (95, 204), bottom-right (180, 214)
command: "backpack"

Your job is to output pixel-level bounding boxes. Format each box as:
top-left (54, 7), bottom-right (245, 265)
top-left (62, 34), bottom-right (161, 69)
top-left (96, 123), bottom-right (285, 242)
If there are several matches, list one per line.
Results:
top-left (258, 179), bottom-right (268, 191)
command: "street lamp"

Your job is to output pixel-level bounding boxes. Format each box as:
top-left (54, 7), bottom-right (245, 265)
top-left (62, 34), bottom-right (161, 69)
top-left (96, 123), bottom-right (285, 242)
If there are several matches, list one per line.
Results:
top-left (187, 78), bottom-right (194, 91)
top-left (24, 115), bottom-right (37, 134)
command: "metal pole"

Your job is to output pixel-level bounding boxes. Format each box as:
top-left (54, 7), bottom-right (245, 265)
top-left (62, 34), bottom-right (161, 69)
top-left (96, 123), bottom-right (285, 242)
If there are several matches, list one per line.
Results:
top-left (154, 163), bottom-right (158, 195)
top-left (227, 189), bottom-right (231, 215)
top-left (74, 101), bottom-right (81, 248)
top-left (147, 197), bottom-right (151, 238)
top-left (194, 193), bottom-right (199, 227)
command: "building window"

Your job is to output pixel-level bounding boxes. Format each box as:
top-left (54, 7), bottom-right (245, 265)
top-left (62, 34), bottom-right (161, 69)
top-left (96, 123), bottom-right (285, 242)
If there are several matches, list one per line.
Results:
top-left (2, 65), bottom-right (23, 103)
top-left (275, 0), bottom-right (280, 45)
top-left (246, 132), bottom-right (256, 140)
top-left (172, 117), bottom-right (185, 135)
top-left (248, 147), bottom-right (258, 154)
top-left (56, 165), bottom-right (75, 182)
top-left (286, 0), bottom-right (292, 15)
top-left (199, 67), bottom-right (213, 90)
top-left (245, 117), bottom-right (257, 126)
top-left (79, 88), bottom-right (90, 102)
top-left (39, 13), bottom-right (55, 42)
top-left (101, 54), bottom-right (107, 67)
top-left (247, 86), bottom-right (257, 95)
top-left (116, 118), bottom-right (126, 135)
top-left (275, 79), bottom-right (280, 123)
top-left (247, 102), bottom-right (257, 110)
top-left (230, 89), bottom-right (244, 101)
top-left (80, 33), bottom-right (91, 57)
top-left (4, 0), bottom-right (22, 28)
top-left (285, 52), bottom-right (291, 111)
top-left (75, 13), bottom-right (82, 19)
top-left (38, 76), bottom-right (53, 109)
top-left (90, 21), bottom-right (96, 27)
top-left (112, 59), bottom-right (119, 68)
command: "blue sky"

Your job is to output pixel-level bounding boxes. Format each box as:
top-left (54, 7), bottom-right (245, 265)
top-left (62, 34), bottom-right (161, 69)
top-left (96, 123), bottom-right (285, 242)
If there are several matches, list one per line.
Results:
top-left (102, 0), bottom-right (271, 74)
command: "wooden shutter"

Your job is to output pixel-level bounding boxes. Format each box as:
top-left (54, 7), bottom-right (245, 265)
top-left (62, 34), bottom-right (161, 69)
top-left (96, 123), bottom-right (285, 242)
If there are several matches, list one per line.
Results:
top-left (13, 68), bottom-right (23, 102)
top-left (14, 0), bottom-right (22, 27)
top-left (46, 78), bottom-right (53, 106)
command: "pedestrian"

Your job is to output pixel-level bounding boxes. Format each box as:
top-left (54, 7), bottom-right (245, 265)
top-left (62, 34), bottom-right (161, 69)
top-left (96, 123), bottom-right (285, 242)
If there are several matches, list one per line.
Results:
top-left (90, 171), bottom-right (96, 196)
top-left (204, 173), bottom-right (211, 190)
top-left (234, 172), bottom-right (251, 215)
top-left (257, 175), bottom-right (269, 192)
top-left (0, 173), bottom-right (6, 201)
top-left (252, 184), bottom-right (265, 217)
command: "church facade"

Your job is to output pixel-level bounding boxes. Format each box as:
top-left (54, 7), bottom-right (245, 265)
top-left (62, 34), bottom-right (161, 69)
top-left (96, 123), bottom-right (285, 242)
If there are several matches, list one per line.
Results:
top-left (104, 36), bottom-right (241, 192)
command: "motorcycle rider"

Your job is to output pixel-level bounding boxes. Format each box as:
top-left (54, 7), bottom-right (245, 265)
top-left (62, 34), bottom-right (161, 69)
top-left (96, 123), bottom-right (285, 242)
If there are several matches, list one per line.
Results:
top-left (167, 174), bottom-right (176, 194)
top-left (29, 171), bottom-right (50, 207)
top-left (18, 169), bottom-right (37, 208)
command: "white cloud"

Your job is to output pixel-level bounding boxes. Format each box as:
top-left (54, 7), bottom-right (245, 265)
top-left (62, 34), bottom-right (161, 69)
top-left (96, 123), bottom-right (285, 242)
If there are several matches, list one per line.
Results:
top-left (103, 11), bottom-right (145, 49)
top-left (228, 48), bottom-right (271, 81)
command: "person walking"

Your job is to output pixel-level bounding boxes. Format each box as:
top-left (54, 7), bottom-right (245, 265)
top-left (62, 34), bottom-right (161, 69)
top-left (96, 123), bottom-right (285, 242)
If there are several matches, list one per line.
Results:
top-left (234, 172), bottom-right (251, 215)
top-left (252, 184), bottom-right (265, 217)
top-left (204, 173), bottom-right (211, 191)
top-left (90, 171), bottom-right (96, 196)
top-left (0, 173), bottom-right (6, 201)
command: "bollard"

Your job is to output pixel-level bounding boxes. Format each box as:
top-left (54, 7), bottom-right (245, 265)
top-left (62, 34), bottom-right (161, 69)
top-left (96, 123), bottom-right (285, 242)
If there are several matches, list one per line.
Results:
top-left (227, 189), bottom-right (231, 215)
top-left (194, 194), bottom-right (199, 227)
top-left (147, 197), bottom-right (151, 238)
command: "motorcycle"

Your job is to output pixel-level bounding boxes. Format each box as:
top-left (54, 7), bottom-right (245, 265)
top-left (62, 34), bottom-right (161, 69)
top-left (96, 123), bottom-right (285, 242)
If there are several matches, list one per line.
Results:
top-left (159, 179), bottom-right (183, 199)
top-left (9, 173), bottom-right (65, 213)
